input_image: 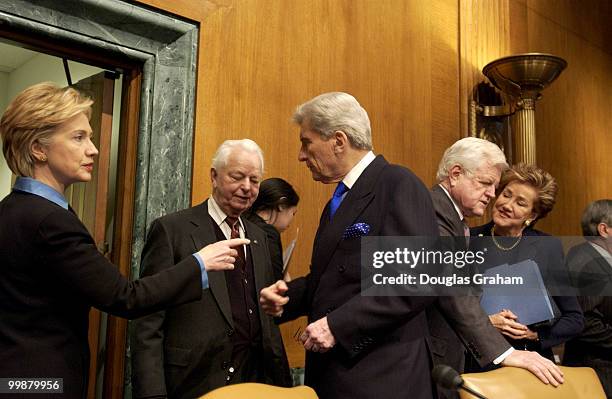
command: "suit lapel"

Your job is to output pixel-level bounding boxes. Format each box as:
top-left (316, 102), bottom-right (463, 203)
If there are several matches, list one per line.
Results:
top-left (310, 156), bottom-right (385, 284)
top-left (313, 192), bottom-right (374, 269)
top-left (243, 221), bottom-right (267, 293)
top-left (311, 199), bottom-right (332, 257)
top-left (243, 220), bottom-right (274, 338)
top-left (431, 184), bottom-right (465, 237)
top-left (585, 243), bottom-right (612, 278)
top-left (189, 201), bottom-right (234, 328)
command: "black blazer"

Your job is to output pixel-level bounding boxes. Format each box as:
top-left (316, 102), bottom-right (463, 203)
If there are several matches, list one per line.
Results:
top-left (0, 191), bottom-right (202, 399)
top-left (130, 200), bottom-right (291, 398)
top-left (281, 155), bottom-right (438, 399)
top-left (563, 242), bottom-right (612, 398)
top-left (471, 222), bottom-right (584, 359)
top-left (427, 186), bottom-right (512, 399)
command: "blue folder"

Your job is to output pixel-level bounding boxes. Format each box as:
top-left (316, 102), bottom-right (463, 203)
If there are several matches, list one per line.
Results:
top-left (480, 259), bottom-right (556, 326)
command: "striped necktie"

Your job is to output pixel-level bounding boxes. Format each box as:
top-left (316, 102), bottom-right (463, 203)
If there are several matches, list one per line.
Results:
top-left (226, 217), bottom-right (245, 264)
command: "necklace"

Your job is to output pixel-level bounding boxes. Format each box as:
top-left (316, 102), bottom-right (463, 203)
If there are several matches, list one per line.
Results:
top-left (491, 225), bottom-right (522, 251)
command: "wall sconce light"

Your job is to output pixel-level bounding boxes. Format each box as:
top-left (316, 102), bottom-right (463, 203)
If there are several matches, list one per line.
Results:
top-left (471, 53), bottom-right (567, 164)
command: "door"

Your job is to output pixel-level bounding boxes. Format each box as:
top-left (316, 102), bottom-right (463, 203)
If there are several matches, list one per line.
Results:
top-left (69, 71), bottom-right (116, 399)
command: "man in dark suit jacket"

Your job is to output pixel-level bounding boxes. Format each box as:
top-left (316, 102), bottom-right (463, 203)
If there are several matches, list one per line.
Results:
top-left (131, 140), bottom-right (291, 398)
top-left (261, 92), bottom-right (439, 399)
top-left (564, 199), bottom-right (612, 398)
top-left (429, 138), bottom-right (564, 398)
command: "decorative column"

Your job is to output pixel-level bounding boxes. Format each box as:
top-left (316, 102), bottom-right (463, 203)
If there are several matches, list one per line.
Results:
top-left (483, 54), bottom-right (567, 165)
top-left (511, 98), bottom-right (537, 164)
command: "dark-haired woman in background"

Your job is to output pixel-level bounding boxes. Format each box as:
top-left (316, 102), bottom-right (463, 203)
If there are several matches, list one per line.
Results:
top-left (244, 177), bottom-right (299, 281)
top-left (470, 163), bottom-right (583, 362)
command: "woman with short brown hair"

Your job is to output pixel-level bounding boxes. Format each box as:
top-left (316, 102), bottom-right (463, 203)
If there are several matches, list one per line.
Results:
top-left (470, 164), bottom-right (583, 363)
top-left (0, 82), bottom-right (243, 398)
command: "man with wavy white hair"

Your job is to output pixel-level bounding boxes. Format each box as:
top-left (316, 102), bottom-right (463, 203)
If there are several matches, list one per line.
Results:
top-left (261, 92), bottom-right (440, 399)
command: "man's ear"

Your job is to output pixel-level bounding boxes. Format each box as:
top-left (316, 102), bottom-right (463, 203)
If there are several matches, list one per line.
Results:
top-left (332, 130), bottom-right (349, 154)
top-left (448, 165), bottom-right (463, 187)
top-left (210, 168), bottom-right (218, 188)
top-left (598, 222), bottom-right (610, 238)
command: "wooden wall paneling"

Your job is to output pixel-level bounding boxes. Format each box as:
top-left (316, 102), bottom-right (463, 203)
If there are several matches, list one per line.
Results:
top-left (459, 0), bottom-right (512, 139)
top-left (524, 6), bottom-right (575, 235)
top-left (459, 0), bottom-right (514, 227)
top-left (523, 5), bottom-right (612, 235)
top-left (508, 0), bottom-right (528, 54)
top-left (430, 0), bottom-right (461, 180)
top-left (354, 0), bottom-right (435, 176)
top-left (527, 0), bottom-right (612, 56)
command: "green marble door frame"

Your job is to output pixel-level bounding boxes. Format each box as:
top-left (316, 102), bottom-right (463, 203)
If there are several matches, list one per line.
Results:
top-left (0, 1), bottom-right (198, 396)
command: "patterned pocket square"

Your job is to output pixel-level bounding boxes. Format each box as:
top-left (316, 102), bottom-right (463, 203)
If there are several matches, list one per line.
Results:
top-left (343, 222), bottom-right (371, 239)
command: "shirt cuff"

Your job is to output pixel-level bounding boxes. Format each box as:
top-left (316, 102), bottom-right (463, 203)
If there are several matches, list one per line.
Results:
top-left (493, 346), bottom-right (515, 365)
top-left (192, 253), bottom-right (209, 289)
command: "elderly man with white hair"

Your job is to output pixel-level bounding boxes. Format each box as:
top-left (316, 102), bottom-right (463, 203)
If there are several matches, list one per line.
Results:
top-left (131, 139), bottom-right (291, 398)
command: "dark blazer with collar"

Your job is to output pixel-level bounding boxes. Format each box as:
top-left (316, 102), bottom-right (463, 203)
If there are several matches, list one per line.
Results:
top-left (130, 200), bottom-right (290, 399)
top-left (563, 242), bottom-right (612, 398)
top-left (0, 191), bottom-right (202, 399)
top-left (471, 222), bottom-right (584, 359)
top-left (427, 186), bottom-right (512, 399)
top-left (281, 155), bottom-right (438, 399)
top-left (431, 184), bottom-right (468, 239)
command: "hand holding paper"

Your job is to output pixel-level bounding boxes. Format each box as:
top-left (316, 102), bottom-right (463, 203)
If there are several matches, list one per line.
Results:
top-left (282, 227), bottom-right (298, 273)
top-left (480, 259), bottom-right (556, 326)
top-left (488, 309), bottom-right (528, 339)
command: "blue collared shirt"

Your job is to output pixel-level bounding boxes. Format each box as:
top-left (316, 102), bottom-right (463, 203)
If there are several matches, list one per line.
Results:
top-left (193, 252), bottom-right (209, 289)
top-left (12, 177), bottom-right (209, 289)
top-left (12, 177), bottom-right (69, 209)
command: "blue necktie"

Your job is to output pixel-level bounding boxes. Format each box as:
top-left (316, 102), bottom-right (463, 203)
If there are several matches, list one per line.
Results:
top-left (329, 182), bottom-right (348, 219)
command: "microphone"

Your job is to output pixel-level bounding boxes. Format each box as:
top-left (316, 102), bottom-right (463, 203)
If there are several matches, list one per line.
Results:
top-left (432, 365), bottom-right (488, 399)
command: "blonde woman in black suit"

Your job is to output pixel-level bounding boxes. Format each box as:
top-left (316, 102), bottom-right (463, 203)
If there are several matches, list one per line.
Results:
top-left (470, 164), bottom-right (584, 361)
top-left (0, 82), bottom-right (245, 399)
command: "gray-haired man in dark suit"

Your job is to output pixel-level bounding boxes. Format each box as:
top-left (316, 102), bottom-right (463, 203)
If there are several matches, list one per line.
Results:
top-left (131, 139), bottom-right (290, 398)
top-left (260, 92), bottom-right (439, 399)
top-left (564, 199), bottom-right (612, 398)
